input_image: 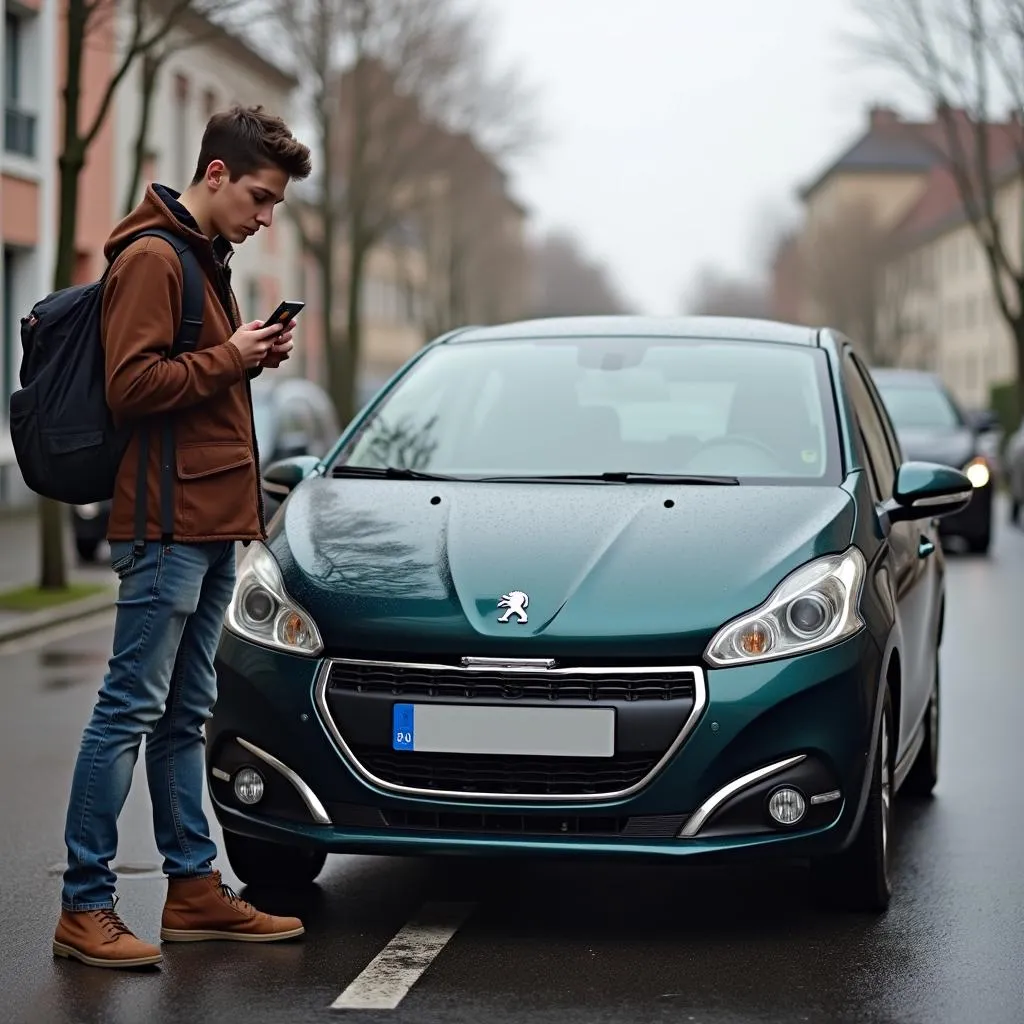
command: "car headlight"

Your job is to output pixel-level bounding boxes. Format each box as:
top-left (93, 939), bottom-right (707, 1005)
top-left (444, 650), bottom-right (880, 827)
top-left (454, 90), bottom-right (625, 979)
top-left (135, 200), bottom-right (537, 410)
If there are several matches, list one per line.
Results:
top-left (224, 543), bottom-right (323, 656)
top-left (963, 457), bottom-right (990, 488)
top-left (705, 548), bottom-right (866, 666)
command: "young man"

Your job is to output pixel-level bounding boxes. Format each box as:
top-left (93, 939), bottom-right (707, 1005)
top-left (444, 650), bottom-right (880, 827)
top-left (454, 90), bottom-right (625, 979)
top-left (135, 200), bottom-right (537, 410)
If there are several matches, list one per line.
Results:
top-left (53, 106), bottom-right (312, 970)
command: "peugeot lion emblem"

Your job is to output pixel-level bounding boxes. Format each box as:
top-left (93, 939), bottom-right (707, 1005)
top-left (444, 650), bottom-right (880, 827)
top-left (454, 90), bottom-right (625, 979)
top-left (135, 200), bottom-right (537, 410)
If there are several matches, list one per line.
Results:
top-left (497, 590), bottom-right (529, 624)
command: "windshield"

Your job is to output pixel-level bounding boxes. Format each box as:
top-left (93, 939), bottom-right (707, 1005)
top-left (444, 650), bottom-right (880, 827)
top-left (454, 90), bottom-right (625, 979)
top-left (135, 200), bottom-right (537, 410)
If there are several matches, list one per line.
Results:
top-left (334, 338), bottom-right (838, 482)
top-left (875, 382), bottom-right (963, 430)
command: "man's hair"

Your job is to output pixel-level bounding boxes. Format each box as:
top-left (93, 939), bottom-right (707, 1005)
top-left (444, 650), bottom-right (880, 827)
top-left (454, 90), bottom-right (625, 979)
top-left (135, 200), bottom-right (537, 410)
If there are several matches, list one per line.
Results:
top-left (191, 104), bottom-right (311, 184)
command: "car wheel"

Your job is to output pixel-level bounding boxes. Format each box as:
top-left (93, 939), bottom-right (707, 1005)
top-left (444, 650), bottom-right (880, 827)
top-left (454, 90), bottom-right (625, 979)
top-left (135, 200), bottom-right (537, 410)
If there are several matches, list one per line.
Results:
top-left (222, 830), bottom-right (327, 888)
top-left (902, 660), bottom-right (939, 798)
top-left (75, 538), bottom-right (99, 563)
top-left (811, 687), bottom-right (893, 913)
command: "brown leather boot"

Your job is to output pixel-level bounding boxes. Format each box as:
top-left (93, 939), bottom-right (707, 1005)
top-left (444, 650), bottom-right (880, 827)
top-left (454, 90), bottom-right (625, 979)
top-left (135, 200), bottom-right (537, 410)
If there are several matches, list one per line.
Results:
top-left (160, 870), bottom-right (304, 943)
top-left (53, 905), bottom-right (163, 969)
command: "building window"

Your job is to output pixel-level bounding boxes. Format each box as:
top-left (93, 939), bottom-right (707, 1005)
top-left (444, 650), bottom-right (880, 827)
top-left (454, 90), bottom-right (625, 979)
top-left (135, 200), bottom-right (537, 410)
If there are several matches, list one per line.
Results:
top-left (203, 88), bottom-right (218, 120)
top-left (4, 11), bottom-right (36, 157)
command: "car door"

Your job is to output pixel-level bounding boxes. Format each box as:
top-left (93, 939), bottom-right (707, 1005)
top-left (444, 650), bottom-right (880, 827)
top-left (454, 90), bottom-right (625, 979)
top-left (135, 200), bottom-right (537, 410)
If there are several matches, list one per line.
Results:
top-left (842, 351), bottom-right (934, 756)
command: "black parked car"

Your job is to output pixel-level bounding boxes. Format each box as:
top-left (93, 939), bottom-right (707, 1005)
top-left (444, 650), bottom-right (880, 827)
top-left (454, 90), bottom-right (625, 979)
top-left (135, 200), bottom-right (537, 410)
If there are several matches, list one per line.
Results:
top-left (70, 377), bottom-right (339, 561)
top-left (871, 368), bottom-right (995, 553)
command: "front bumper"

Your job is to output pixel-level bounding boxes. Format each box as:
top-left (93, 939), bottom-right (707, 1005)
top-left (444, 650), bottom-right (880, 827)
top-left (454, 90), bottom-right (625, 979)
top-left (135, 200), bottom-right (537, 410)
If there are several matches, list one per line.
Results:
top-left (208, 630), bottom-right (882, 861)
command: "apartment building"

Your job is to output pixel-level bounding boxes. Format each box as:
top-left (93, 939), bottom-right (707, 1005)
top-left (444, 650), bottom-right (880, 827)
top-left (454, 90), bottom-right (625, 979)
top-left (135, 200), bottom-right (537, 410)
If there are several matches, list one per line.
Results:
top-left (880, 166), bottom-right (1021, 409)
top-left (113, 4), bottom-right (304, 331)
top-left (2, 0), bottom-right (116, 505)
top-left (0, 2), bottom-right (307, 507)
top-left (782, 104), bottom-right (1021, 410)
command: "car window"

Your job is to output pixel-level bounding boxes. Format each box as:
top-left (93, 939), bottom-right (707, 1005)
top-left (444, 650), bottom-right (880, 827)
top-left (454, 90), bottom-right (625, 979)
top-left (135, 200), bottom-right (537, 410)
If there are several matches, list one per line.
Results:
top-left (844, 353), bottom-right (897, 501)
top-left (873, 378), bottom-right (963, 431)
top-left (852, 356), bottom-right (904, 467)
top-left (337, 337), bottom-right (841, 483)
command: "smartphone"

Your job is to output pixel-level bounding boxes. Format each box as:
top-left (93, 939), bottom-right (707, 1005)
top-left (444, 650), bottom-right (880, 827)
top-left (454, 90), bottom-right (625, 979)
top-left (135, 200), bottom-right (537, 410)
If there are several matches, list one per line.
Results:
top-left (261, 300), bottom-right (305, 329)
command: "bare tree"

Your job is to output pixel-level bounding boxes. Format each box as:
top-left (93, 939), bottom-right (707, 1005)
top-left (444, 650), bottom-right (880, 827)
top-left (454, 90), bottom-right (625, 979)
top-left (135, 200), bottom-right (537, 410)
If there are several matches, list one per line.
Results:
top-left (121, 0), bottom-right (257, 216)
top-left (798, 198), bottom-right (907, 363)
top-left (38, 0), bottom-right (227, 591)
top-left (265, 0), bottom-right (536, 424)
top-left (411, 134), bottom-right (529, 337)
top-left (854, 0), bottom-right (1024, 411)
top-left (527, 231), bottom-right (633, 318)
top-left (682, 265), bottom-right (770, 318)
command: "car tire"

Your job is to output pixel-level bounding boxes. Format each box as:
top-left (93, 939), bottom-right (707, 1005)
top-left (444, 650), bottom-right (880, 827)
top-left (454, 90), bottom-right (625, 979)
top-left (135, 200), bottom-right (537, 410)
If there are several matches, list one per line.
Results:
top-left (902, 661), bottom-right (939, 798)
top-left (222, 830), bottom-right (327, 888)
top-left (811, 686), bottom-right (893, 913)
top-left (75, 538), bottom-right (99, 563)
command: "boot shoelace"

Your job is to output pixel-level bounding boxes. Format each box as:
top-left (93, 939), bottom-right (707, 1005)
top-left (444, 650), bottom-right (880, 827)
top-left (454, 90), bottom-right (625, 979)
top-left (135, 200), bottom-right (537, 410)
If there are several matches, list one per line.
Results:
top-left (218, 881), bottom-right (254, 913)
top-left (95, 908), bottom-right (132, 939)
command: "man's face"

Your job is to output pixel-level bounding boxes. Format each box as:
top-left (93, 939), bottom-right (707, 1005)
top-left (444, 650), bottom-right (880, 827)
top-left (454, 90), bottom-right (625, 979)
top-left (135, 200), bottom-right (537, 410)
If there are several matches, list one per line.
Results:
top-left (207, 162), bottom-right (289, 244)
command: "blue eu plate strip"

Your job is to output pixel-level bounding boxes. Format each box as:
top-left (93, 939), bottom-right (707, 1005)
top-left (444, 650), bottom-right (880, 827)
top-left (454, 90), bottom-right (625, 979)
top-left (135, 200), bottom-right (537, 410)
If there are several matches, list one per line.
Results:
top-left (393, 703), bottom-right (415, 750)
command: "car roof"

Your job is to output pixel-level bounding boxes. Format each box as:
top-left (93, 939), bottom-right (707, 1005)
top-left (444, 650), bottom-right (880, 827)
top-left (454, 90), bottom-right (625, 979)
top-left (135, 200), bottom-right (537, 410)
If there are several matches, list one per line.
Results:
top-left (869, 367), bottom-right (944, 388)
top-left (445, 315), bottom-right (821, 347)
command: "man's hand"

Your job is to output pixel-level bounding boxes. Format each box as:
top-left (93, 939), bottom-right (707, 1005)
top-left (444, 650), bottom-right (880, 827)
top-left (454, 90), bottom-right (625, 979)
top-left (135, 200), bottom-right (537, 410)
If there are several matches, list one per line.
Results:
top-left (260, 319), bottom-right (296, 369)
top-left (228, 320), bottom-right (285, 369)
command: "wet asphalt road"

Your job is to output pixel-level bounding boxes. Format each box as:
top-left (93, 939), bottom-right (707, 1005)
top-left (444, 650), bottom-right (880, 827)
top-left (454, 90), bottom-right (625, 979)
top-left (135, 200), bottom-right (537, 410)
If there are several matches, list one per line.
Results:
top-left (2, 513), bottom-right (1024, 1024)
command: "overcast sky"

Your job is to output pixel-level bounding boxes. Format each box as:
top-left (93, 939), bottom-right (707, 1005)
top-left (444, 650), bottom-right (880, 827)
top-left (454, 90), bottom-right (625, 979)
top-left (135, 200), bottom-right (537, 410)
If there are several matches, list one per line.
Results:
top-left (476, 0), bottom-right (926, 315)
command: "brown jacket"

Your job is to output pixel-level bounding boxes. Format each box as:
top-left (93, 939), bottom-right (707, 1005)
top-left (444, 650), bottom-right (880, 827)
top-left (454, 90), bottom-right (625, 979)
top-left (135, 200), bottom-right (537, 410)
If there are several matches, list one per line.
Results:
top-left (101, 185), bottom-right (264, 543)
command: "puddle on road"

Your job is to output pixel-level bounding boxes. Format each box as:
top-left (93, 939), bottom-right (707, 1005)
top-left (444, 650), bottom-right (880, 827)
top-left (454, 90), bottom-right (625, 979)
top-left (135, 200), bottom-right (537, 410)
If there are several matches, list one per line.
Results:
top-left (37, 650), bottom-right (108, 692)
top-left (40, 651), bottom-right (108, 668)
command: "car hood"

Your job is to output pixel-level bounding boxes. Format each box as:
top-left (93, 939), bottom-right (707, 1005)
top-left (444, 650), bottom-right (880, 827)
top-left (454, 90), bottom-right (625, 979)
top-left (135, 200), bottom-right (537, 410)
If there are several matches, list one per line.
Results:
top-left (895, 427), bottom-right (975, 468)
top-left (270, 479), bottom-right (857, 659)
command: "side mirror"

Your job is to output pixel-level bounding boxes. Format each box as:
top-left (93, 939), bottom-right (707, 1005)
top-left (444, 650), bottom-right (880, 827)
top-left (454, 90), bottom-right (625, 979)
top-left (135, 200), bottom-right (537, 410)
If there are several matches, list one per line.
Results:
top-left (261, 456), bottom-right (321, 499)
top-left (883, 461), bottom-right (973, 524)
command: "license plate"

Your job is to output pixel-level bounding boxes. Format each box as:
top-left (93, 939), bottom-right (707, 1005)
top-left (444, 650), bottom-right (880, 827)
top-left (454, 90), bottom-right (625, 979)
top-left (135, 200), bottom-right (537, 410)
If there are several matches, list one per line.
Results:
top-left (392, 703), bottom-right (615, 757)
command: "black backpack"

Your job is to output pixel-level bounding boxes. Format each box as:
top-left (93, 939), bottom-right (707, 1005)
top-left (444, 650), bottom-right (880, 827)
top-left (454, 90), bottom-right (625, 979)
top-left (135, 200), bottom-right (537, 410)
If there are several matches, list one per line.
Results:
top-left (8, 228), bottom-right (204, 548)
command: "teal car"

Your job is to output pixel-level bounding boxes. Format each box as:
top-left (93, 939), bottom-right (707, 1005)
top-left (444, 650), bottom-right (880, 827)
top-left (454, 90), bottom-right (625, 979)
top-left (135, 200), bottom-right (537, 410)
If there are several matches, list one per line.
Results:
top-left (208, 317), bottom-right (972, 913)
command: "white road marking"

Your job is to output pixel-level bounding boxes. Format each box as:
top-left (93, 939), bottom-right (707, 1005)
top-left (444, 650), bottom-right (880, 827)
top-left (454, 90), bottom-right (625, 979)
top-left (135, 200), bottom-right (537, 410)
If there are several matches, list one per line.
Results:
top-left (0, 608), bottom-right (115, 655)
top-left (331, 902), bottom-right (475, 1011)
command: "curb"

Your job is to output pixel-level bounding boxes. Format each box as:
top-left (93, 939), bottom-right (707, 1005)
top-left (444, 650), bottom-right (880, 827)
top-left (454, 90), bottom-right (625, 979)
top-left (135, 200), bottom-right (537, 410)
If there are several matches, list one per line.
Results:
top-left (0, 588), bottom-right (117, 644)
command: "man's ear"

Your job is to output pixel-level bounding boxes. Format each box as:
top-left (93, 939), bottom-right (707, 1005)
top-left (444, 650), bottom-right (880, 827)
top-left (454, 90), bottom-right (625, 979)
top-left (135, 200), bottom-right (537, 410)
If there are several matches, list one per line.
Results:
top-left (205, 159), bottom-right (229, 191)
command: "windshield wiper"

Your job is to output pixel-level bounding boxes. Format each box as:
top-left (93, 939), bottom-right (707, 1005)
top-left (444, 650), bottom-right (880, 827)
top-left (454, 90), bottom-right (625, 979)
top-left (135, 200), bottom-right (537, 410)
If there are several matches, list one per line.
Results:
top-left (476, 472), bottom-right (740, 485)
top-left (331, 465), bottom-right (462, 481)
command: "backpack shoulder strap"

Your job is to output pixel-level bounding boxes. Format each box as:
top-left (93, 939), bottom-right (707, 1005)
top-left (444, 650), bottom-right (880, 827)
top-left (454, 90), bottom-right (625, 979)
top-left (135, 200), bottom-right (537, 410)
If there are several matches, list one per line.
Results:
top-left (126, 228), bottom-right (204, 355)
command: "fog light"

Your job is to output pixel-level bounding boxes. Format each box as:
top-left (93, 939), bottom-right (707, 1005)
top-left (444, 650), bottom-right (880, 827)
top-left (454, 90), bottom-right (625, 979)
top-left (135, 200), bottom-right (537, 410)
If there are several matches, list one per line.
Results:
top-left (768, 786), bottom-right (806, 825)
top-left (233, 767), bottom-right (264, 805)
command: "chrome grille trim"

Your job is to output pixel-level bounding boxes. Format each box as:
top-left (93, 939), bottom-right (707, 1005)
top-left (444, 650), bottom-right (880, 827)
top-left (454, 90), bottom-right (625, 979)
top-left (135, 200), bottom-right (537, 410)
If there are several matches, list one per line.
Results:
top-left (313, 656), bottom-right (708, 803)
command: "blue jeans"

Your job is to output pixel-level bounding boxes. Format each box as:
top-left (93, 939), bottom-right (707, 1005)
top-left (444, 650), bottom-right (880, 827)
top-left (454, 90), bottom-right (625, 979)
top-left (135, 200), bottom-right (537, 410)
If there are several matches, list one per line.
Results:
top-left (61, 540), bottom-right (236, 911)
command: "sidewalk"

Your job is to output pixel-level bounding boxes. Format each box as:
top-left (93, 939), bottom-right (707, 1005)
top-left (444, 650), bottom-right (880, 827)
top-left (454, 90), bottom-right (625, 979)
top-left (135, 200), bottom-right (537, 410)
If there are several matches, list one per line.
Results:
top-left (0, 510), bottom-right (117, 641)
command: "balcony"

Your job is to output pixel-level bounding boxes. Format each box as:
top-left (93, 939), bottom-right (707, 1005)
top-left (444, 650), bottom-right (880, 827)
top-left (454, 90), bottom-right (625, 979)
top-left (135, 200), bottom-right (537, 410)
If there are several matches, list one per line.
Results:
top-left (4, 107), bottom-right (36, 159)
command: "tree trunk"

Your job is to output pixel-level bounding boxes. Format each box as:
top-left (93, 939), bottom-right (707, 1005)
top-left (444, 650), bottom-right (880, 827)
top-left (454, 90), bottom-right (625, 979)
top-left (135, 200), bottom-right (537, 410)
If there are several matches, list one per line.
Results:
top-left (340, 230), bottom-right (368, 427)
top-left (1014, 319), bottom-right (1024, 431)
top-left (123, 53), bottom-right (160, 216)
top-left (39, 1), bottom-right (90, 591)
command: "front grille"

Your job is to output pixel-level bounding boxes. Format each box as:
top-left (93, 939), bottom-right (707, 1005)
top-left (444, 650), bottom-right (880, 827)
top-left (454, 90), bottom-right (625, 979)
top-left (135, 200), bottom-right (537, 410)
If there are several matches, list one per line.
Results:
top-left (318, 657), bottom-right (705, 801)
top-left (354, 748), bottom-right (657, 796)
top-left (328, 660), bottom-right (696, 702)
